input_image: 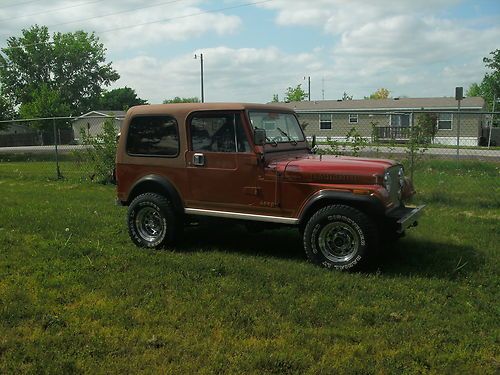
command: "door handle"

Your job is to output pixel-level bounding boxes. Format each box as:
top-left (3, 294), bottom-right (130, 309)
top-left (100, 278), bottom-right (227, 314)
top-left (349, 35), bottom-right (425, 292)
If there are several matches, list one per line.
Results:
top-left (193, 153), bottom-right (205, 166)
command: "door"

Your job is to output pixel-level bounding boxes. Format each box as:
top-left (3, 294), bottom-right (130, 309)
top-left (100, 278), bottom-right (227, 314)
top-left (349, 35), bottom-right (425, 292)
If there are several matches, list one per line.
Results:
top-left (185, 111), bottom-right (261, 212)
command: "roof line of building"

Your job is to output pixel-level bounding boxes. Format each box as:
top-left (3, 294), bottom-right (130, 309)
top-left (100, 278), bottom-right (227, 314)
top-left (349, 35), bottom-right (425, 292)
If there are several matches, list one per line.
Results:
top-left (294, 107), bottom-right (484, 112)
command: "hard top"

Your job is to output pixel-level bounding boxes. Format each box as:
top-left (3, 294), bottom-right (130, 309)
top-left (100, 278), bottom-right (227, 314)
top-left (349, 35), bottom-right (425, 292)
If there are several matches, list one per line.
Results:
top-left (125, 102), bottom-right (295, 119)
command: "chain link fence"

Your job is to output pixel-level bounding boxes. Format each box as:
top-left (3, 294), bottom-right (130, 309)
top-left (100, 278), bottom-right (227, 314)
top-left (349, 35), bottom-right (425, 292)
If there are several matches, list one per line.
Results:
top-left (0, 111), bottom-right (498, 197)
top-left (0, 114), bottom-right (123, 181)
top-left (298, 110), bottom-right (499, 156)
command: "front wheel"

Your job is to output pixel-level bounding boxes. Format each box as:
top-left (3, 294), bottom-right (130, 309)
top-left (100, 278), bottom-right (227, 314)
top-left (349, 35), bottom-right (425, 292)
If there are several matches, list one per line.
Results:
top-left (303, 205), bottom-right (377, 270)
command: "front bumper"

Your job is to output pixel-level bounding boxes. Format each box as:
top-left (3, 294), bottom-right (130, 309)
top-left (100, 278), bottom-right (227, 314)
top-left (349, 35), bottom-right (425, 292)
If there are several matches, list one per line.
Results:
top-left (387, 205), bottom-right (425, 233)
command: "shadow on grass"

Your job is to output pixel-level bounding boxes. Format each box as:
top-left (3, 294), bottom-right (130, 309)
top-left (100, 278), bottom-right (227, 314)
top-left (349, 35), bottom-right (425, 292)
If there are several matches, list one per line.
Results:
top-left (178, 222), bottom-right (304, 261)
top-left (176, 222), bottom-right (484, 279)
top-left (370, 238), bottom-right (484, 279)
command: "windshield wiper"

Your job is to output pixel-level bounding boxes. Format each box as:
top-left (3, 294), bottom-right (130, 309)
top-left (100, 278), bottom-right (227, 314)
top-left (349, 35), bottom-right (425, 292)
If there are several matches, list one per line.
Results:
top-left (277, 127), bottom-right (297, 145)
top-left (254, 126), bottom-right (277, 146)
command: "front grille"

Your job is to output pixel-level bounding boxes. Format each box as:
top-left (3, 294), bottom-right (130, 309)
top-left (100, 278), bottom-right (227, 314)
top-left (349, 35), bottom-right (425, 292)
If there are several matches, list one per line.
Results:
top-left (386, 166), bottom-right (402, 207)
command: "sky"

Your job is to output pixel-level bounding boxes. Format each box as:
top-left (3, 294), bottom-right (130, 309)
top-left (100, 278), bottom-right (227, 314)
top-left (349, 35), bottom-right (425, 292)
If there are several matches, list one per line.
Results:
top-left (0, 0), bottom-right (499, 104)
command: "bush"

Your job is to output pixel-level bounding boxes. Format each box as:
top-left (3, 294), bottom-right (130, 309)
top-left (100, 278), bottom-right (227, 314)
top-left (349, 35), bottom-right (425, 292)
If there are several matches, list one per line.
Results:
top-left (79, 118), bottom-right (118, 184)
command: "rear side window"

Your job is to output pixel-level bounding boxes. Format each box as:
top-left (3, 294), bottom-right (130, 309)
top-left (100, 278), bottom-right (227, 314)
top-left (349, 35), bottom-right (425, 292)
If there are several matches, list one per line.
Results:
top-left (126, 116), bottom-right (179, 156)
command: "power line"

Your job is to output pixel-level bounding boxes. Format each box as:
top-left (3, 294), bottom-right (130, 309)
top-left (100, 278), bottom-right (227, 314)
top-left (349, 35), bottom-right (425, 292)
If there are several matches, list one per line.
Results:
top-left (0, 0), bottom-right (43, 10)
top-left (97, 0), bottom-right (274, 35)
top-left (0, 0), bottom-right (185, 38)
top-left (0, 0), bottom-right (275, 51)
top-left (46, 0), bottom-right (186, 29)
top-left (0, 0), bottom-right (105, 23)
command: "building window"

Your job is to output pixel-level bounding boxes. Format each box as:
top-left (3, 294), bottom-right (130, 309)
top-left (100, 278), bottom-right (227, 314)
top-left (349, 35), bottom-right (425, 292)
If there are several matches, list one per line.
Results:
top-left (126, 116), bottom-right (179, 156)
top-left (319, 113), bottom-right (332, 130)
top-left (437, 113), bottom-right (452, 130)
top-left (390, 113), bottom-right (410, 127)
top-left (349, 114), bottom-right (358, 124)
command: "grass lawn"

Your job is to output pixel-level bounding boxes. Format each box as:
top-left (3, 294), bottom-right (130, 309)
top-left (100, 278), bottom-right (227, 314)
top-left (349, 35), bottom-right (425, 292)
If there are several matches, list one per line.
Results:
top-left (0, 160), bottom-right (499, 374)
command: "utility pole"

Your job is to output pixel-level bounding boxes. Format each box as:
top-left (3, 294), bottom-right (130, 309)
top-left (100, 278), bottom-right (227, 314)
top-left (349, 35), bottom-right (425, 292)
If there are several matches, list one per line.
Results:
top-left (304, 76), bottom-right (311, 101)
top-left (194, 53), bottom-right (204, 103)
top-left (321, 77), bottom-right (325, 100)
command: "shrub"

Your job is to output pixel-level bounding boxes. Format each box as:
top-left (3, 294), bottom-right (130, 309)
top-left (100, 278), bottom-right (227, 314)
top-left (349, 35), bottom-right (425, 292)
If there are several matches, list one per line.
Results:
top-left (79, 118), bottom-right (118, 184)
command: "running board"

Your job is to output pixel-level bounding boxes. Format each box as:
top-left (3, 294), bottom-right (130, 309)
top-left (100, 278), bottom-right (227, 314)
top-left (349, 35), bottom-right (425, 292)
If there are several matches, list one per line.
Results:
top-left (184, 208), bottom-right (299, 225)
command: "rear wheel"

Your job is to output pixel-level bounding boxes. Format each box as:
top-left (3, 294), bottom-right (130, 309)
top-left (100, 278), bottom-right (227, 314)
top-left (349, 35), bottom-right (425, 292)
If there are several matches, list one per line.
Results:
top-left (127, 193), bottom-right (181, 248)
top-left (303, 205), bottom-right (377, 270)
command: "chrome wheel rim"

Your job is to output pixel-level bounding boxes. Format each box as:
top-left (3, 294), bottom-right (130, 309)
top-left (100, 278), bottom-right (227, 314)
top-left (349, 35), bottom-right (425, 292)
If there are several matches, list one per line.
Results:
top-left (318, 222), bottom-right (360, 262)
top-left (135, 206), bottom-right (165, 243)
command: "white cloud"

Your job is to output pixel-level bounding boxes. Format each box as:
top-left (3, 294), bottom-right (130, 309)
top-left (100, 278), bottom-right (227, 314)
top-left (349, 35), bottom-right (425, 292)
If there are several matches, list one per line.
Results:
top-left (112, 46), bottom-right (320, 103)
top-left (0, 0), bottom-right (241, 51)
top-left (0, 0), bottom-right (498, 102)
top-left (258, 0), bottom-right (500, 99)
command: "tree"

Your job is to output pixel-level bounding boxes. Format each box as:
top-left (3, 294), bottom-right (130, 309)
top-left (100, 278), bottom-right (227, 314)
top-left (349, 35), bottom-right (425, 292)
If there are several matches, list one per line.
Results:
top-left (163, 96), bottom-right (200, 104)
top-left (405, 113), bottom-right (437, 180)
top-left (99, 87), bottom-right (148, 110)
top-left (0, 25), bottom-right (119, 116)
top-left (271, 94), bottom-right (279, 102)
top-left (18, 84), bottom-right (70, 121)
top-left (284, 84), bottom-right (307, 102)
top-left (366, 88), bottom-right (390, 100)
top-left (466, 82), bottom-right (482, 97)
top-left (17, 83), bottom-right (71, 143)
top-left (342, 92), bottom-right (353, 101)
top-left (0, 88), bottom-right (15, 125)
top-left (467, 49), bottom-right (500, 111)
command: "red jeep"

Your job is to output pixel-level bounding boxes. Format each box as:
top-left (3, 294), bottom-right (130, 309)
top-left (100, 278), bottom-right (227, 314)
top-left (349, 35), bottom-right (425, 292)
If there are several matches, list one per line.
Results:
top-left (115, 103), bottom-right (423, 270)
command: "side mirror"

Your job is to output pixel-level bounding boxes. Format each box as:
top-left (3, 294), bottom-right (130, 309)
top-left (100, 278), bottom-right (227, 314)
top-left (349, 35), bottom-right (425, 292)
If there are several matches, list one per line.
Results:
top-left (254, 128), bottom-right (266, 146)
top-left (310, 134), bottom-right (317, 154)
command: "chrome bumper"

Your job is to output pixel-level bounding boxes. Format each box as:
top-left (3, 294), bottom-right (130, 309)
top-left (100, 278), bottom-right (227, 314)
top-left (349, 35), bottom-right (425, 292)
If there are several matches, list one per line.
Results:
top-left (387, 205), bottom-right (425, 233)
top-left (397, 205), bottom-right (425, 233)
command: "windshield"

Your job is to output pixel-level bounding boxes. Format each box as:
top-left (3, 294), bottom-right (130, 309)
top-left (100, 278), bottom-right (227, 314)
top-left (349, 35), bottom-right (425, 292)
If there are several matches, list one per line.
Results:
top-left (248, 111), bottom-right (305, 144)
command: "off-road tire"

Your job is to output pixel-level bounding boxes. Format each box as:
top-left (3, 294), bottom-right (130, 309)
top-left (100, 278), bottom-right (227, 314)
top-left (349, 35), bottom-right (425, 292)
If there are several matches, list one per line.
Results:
top-left (303, 204), bottom-right (378, 270)
top-left (127, 193), bottom-right (181, 248)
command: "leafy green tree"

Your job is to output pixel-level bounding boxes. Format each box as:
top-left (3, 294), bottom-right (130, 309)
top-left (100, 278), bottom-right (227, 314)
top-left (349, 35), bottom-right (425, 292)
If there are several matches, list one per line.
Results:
top-left (466, 82), bottom-right (482, 97)
top-left (163, 96), bottom-right (200, 104)
top-left (467, 49), bottom-right (500, 111)
top-left (366, 88), bottom-right (390, 99)
top-left (0, 88), bottom-right (15, 128)
top-left (99, 87), bottom-right (148, 110)
top-left (284, 84), bottom-right (307, 102)
top-left (18, 84), bottom-right (71, 143)
top-left (18, 84), bottom-right (70, 122)
top-left (271, 94), bottom-right (279, 102)
top-left (404, 113), bottom-right (437, 180)
top-left (0, 25), bottom-right (119, 116)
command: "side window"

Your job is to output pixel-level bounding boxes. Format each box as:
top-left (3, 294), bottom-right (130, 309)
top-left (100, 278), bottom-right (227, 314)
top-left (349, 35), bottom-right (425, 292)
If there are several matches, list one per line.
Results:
top-left (126, 116), bottom-right (179, 156)
top-left (190, 113), bottom-right (250, 152)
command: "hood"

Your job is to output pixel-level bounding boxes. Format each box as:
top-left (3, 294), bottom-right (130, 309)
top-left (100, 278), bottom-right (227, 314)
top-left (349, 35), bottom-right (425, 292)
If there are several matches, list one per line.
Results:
top-left (272, 154), bottom-right (398, 185)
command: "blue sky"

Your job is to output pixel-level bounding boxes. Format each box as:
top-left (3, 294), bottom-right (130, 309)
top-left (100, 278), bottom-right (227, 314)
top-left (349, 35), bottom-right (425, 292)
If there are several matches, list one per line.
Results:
top-left (0, 0), bottom-right (499, 103)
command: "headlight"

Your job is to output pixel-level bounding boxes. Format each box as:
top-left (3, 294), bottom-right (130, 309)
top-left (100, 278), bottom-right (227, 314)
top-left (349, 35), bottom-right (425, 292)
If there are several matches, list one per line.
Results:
top-left (383, 171), bottom-right (391, 193)
top-left (398, 166), bottom-right (405, 187)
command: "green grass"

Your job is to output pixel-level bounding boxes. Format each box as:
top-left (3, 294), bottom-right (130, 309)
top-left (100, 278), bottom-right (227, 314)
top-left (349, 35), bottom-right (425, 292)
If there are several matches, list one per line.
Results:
top-left (0, 160), bottom-right (499, 374)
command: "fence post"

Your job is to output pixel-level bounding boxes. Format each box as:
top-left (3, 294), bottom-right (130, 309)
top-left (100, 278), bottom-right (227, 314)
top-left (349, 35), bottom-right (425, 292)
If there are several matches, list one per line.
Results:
top-left (53, 118), bottom-right (62, 179)
top-left (455, 87), bottom-right (463, 161)
top-left (410, 112), bottom-right (415, 181)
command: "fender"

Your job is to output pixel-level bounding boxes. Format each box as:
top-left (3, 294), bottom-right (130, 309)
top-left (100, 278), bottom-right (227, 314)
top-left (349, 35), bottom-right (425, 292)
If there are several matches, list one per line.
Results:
top-left (126, 174), bottom-right (184, 214)
top-left (298, 190), bottom-right (386, 225)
